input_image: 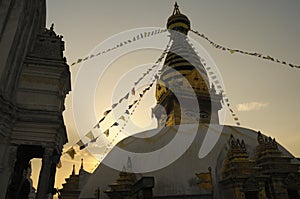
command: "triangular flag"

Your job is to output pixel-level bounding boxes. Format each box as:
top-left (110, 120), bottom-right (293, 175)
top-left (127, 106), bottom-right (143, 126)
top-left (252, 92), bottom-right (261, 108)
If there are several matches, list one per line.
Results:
top-left (196, 172), bottom-right (212, 190)
top-left (80, 143), bottom-right (88, 150)
top-left (124, 92), bottom-right (129, 99)
top-left (131, 87), bottom-right (135, 95)
top-left (91, 136), bottom-right (98, 143)
top-left (111, 122), bottom-right (119, 127)
top-left (99, 117), bottom-right (105, 123)
top-left (104, 129), bottom-right (109, 137)
top-left (266, 55), bottom-right (272, 60)
top-left (66, 147), bottom-right (76, 159)
top-left (229, 49), bottom-right (236, 54)
top-left (119, 115), bottom-right (126, 121)
top-left (85, 131), bottom-right (95, 141)
top-left (94, 123), bottom-right (100, 129)
top-left (76, 140), bottom-right (85, 148)
top-left (112, 103), bottom-right (118, 109)
top-left (119, 97), bottom-right (124, 104)
top-left (104, 110), bottom-right (111, 116)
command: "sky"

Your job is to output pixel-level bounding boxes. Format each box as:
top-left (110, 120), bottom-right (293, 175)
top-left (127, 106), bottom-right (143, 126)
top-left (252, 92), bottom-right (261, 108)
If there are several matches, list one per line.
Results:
top-left (31, 0), bottom-right (300, 191)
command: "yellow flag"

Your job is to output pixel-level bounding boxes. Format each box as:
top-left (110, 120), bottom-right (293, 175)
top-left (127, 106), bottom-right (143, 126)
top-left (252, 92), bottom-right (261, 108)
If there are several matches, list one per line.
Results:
top-left (196, 172), bottom-right (212, 190)
top-left (229, 49), bottom-right (235, 54)
top-left (85, 131), bottom-right (95, 141)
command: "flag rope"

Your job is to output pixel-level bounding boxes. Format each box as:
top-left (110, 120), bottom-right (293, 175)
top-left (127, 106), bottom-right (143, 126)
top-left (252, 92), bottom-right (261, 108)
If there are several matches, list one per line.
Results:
top-left (62, 39), bottom-right (172, 166)
top-left (187, 38), bottom-right (241, 126)
top-left (70, 29), bottom-right (167, 66)
top-left (88, 38), bottom-right (172, 172)
top-left (191, 29), bottom-right (300, 69)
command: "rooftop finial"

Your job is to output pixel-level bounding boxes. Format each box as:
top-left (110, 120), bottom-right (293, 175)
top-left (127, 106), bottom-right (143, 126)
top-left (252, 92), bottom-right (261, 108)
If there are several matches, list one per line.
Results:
top-left (173, 2), bottom-right (181, 15)
top-left (80, 158), bottom-right (84, 170)
top-left (72, 164), bottom-right (75, 175)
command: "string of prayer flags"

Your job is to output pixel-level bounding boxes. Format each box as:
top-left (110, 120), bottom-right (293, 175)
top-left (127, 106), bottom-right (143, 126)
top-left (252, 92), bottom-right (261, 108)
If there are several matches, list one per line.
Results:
top-left (63, 38), bottom-right (172, 165)
top-left (187, 37), bottom-right (241, 127)
top-left (70, 28), bottom-right (168, 66)
top-left (87, 39), bottom-right (172, 173)
top-left (191, 29), bottom-right (300, 69)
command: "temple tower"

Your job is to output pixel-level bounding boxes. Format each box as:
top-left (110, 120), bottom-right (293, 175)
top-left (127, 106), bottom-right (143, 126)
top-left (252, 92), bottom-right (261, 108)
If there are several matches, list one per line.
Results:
top-left (153, 3), bottom-right (222, 127)
top-left (0, 1), bottom-right (71, 198)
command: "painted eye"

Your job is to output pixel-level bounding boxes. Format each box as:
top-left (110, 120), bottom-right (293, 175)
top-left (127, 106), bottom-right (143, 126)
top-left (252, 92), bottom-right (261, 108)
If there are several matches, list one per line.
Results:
top-left (200, 111), bottom-right (209, 118)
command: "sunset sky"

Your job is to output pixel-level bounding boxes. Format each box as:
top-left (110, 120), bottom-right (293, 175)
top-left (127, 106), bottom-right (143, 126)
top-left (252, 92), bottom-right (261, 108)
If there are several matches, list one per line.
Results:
top-left (32, 0), bottom-right (300, 191)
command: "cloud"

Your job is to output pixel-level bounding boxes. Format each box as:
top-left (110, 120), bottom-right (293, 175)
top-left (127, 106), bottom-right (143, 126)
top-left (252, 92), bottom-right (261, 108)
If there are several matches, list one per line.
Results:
top-left (236, 102), bottom-right (269, 112)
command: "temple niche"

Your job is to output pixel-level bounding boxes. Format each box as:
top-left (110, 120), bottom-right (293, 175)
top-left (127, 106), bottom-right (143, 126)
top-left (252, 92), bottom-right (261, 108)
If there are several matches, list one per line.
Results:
top-left (78, 3), bottom-right (300, 199)
top-left (0, 0), bottom-right (70, 199)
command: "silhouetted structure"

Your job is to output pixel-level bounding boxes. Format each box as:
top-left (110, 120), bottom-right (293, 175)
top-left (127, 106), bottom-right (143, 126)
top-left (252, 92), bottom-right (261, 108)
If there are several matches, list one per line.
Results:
top-left (60, 159), bottom-right (91, 199)
top-left (0, 1), bottom-right (70, 198)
